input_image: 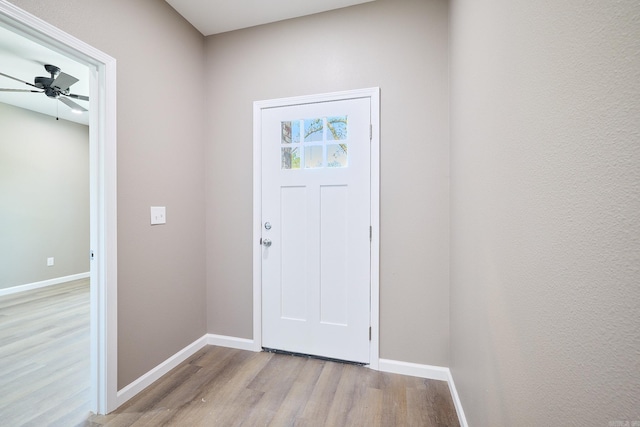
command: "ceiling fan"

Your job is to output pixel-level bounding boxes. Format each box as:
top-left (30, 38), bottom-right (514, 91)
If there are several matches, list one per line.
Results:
top-left (0, 64), bottom-right (89, 113)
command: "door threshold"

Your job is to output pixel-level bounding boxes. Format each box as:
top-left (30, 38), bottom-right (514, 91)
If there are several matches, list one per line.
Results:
top-left (262, 347), bottom-right (367, 366)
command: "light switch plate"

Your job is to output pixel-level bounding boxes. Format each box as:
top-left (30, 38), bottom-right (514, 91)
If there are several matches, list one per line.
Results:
top-left (150, 206), bottom-right (166, 225)
top-left (47, 257), bottom-right (54, 266)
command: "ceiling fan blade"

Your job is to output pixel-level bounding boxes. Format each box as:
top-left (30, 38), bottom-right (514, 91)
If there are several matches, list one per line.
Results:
top-left (0, 71), bottom-right (39, 88)
top-left (52, 72), bottom-right (78, 91)
top-left (0, 88), bottom-right (43, 93)
top-left (67, 93), bottom-right (89, 101)
top-left (60, 96), bottom-right (88, 112)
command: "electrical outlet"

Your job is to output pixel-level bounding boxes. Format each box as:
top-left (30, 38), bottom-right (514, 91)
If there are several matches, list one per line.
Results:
top-left (150, 206), bottom-right (166, 225)
top-left (47, 257), bottom-right (54, 266)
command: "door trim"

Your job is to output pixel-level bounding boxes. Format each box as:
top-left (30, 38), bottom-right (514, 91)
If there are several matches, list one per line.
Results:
top-left (252, 88), bottom-right (380, 369)
top-left (0, 1), bottom-right (118, 413)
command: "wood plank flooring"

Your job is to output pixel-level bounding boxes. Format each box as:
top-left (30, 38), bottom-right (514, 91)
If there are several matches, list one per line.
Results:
top-left (0, 280), bottom-right (460, 426)
top-left (89, 346), bottom-right (460, 427)
top-left (0, 279), bottom-right (91, 427)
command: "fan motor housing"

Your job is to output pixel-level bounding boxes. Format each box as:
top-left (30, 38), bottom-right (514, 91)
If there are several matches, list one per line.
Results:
top-left (44, 87), bottom-right (60, 98)
top-left (44, 64), bottom-right (60, 77)
top-left (34, 76), bottom-right (53, 89)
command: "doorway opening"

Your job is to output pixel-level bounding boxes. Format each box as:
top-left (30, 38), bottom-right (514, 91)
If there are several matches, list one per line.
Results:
top-left (0, 0), bottom-right (117, 415)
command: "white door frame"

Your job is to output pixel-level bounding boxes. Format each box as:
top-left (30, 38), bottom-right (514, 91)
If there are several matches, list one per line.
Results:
top-left (252, 88), bottom-right (380, 369)
top-left (0, 1), bottom-right (118, 414)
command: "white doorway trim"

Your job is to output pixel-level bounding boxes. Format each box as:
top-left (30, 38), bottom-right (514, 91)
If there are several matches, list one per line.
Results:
top-left (252, 88), bottom-right (380, 369)
top-left (0, 1), bottom-right (118, 414)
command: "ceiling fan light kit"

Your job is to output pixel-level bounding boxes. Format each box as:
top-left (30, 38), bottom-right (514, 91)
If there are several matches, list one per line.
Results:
top-left (0, 63), bottom-right (89, 115)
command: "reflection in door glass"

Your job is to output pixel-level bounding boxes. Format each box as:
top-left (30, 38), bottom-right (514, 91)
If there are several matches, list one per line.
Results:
top-left (281, 147), bottom-right (300, 169)
top-left (327, 144), bottom-right (348, 168)
top-left (281, 115), bottom-right (349, 170)
top-left (281, 121), bottom-right (292, 144)
top-left (326, 116), bottom-right (347, 140)
top-left (281, 120), bottom-right (301, 144)
top-left (304, 119), bottom-right (324, 142)
top-left (305, 146), bottom-right (323, 168)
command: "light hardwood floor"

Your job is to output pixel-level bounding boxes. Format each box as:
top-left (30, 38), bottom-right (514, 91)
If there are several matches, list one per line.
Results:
top-left (0, 280), bottom-right (460, 426)
top-left (0, 278), bottom-right (91, 427)
top-left (89, 346), bottom-right (460, 427)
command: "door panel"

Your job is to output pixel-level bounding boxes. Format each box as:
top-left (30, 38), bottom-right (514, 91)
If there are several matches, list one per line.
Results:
top-left (320, 184), bottom-right (348, 326)
top-left (261, 97), bottom-right (371, 363)
top-left (280, 186), bottom-right (307, 321)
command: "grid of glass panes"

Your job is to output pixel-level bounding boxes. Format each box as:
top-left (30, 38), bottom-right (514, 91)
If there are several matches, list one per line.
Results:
top-left (281, 116), bottom-right (348, 170)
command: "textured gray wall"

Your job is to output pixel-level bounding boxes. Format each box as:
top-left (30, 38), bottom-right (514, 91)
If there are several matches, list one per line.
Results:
top-left (450, 0), bottom-right (640, 425)
top-left (204, 0), bottom-right (451, 367)
top-left (9, 0), bottom-right (208, 389)
top-left (0, 102), bottom-right (89, 289)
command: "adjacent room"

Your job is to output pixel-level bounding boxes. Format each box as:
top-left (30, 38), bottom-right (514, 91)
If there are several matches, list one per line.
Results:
top-left (0, 25), bottom-right (91, 425)
top-left (0, 0), bottom-right (637, 426)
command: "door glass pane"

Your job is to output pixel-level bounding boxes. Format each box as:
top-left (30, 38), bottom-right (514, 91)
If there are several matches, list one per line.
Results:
top-left (304, 118), bottom-right (323, 142)
top-left (281, 147), bottom-right (300, 169)
top-left (281, 120), bottom-right (301, 144)
top-left (327, 144), bottom-right (348, 168)
top-left (304, 146), bottom-right (323, 168)
top-left (282, 116), bottom-right (349, 170)
top-left (326, 116), bottom-right (347, 140)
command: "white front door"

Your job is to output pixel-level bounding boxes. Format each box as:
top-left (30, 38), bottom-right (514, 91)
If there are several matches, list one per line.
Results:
top-left (261, 96), bottom-right (371, 363)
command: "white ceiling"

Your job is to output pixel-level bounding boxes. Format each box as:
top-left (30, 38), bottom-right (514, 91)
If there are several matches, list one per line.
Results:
top-left (0, 24), bottom-right (89, 126)
top-left (165, 0), bottom-right (376, 36)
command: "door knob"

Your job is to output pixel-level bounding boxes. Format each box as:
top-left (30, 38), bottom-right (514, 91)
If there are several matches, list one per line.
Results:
top-left (262, 238), bottom-right (272, 247)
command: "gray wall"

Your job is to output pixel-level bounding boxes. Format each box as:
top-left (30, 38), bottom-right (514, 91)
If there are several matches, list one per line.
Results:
top-left (0, 102), bottom-right (89, 289)
top-left (10, 0), bottom-right (208, 388)
top-left (204, 0), bottom-right (450, 366)
top-left (450, 0), bottom-right (640, 425)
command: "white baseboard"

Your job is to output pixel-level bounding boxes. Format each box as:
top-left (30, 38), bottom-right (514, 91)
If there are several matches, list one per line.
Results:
top-left (206, 333), bottom-right (256, 352)
top-left (379, 359), bottom-right (468, 427)
top-left (0, 272), bottom-right (90, 297)
top-left (378, 358), bottom-right (450, 381)
top-left (116, 335), bottom-right (208, 407)
top-left (446, 369), bottom-right (469, 427)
